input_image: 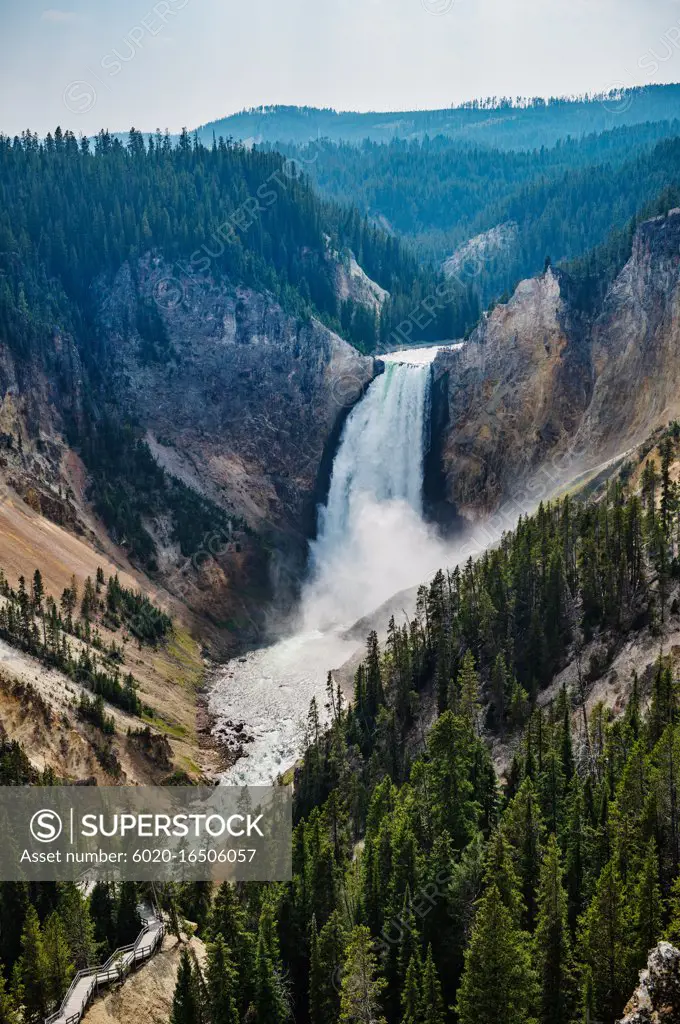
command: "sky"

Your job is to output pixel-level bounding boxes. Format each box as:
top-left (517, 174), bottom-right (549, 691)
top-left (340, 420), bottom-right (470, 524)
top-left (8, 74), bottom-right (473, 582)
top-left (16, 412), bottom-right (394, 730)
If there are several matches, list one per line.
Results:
top-left (2, 0), bottom-right (680, 136)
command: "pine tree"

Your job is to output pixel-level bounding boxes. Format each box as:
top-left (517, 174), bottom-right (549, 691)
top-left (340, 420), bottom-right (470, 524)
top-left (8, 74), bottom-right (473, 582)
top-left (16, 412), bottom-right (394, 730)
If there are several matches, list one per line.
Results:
top-left (365, 632), bottom-right (385, 720)
top-left (534, 835), bottom-right (576, 1024)
top-left (171, 946), bottom-right (201, 1024)
top-left (314, 910), bottom-right (347, 1024)
top-left (42, 913), bottom-right (74, 1009)
top-left (458, 650), bottom-right (481, 734)
top-left (340, 926), bottom-right (386, 1024)
top-left (396, 886), bottom-right (420, 984)
top-left (503, 777), bottom-right (545, 930)
top-left (81, 576), bottom-right (97, 621)
top-left (581, 860), bottom-right (635, 1024)
top-left (456, 883), bottom-right (537, 1024)
top-left (400, 954), bottom-right (421, 1024)
top-left (208, 883), bottom-right (255, 1015)
top-left (89, 881), bottom-right (115, 955)
top-left (59, 883), bottom-right (97, 969)
top-left (308, 916), bottom-right (325, 1024)
top-left (31, 570), bottom-right (44, 612)
top-left (632, 840), bottom-right (662, 965)
top-left (12, 905), bottom-right (49, 1023)
top-left (254, 930), bottom-right (288, 1024)
top-left (484, 829), bottom-right (525, 925)
top-left (419, 945), bottom-right (445, 1024)
top-left (205, 935), bottom-right (239, 1024)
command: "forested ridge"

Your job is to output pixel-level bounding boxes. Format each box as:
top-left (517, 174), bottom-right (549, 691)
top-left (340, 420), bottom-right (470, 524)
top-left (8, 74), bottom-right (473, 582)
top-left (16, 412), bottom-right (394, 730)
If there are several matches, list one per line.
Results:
top-left (282, 126), bottom-right (680, 309)
top-left (279, 120), bottom-right (680, 254)
top-left (167, 434), bottom-right (680, 1024)
top-left (0, 127), bottom-right (473, 361)
top-left (195, 85), bottom-right (680, 148)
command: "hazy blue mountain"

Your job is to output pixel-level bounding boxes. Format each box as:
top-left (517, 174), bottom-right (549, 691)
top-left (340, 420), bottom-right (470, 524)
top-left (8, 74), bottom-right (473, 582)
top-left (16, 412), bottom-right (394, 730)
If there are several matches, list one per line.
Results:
top-left (193, 84), bottom-right (680, 149)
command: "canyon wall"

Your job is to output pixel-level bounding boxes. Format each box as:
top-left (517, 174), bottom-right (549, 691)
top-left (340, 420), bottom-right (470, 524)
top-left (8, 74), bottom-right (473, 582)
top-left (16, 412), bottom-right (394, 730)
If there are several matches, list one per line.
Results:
top-left (432, 210), bottom-right (680, 521)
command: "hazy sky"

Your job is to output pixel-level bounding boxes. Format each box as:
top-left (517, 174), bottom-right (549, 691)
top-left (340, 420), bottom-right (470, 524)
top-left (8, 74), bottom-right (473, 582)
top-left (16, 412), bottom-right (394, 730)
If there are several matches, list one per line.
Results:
top-left (3, 0), bottom-right (680, 136)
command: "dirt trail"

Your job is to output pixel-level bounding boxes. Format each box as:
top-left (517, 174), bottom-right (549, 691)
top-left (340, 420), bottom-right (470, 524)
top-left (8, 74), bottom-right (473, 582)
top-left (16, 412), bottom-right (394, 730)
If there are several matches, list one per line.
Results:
top-left (82, 934), bottom-right (205, 1024)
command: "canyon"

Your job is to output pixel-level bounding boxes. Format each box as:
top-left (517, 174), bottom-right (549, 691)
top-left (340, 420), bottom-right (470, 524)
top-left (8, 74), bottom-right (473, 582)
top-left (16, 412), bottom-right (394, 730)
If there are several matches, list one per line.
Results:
top-left (4, 204), bottom-right (680, 785)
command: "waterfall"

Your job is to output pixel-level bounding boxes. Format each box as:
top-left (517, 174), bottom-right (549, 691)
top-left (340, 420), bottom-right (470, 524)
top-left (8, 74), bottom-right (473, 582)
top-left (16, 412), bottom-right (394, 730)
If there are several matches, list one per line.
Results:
top-left (314, 359), bottom-right (431, 563)
top-left (303, 352), bottom-right (442, 631)
top-left (212, 346), bottom-right (453, 785)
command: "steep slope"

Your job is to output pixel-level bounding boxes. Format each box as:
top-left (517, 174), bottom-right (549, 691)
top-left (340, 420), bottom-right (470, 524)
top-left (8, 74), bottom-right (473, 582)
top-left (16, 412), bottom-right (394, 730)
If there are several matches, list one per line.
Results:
top-left (98, 256), bottom-right (375, 623)
top-left (581, 210), bottom-right (680, 454)
top-left (432, 267), bottom-right (590, 519)
top-left (82, 934), bottom-right (206, 1024)
top-left (431, 208), bottom-right (680, 522)
top-left (0, 131), bottom-right (406, 650)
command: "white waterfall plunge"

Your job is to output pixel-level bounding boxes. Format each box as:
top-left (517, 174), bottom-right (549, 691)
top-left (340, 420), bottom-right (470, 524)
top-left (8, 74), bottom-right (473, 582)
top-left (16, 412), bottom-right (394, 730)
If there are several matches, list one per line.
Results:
top-left (303, 357), bottom-right (436, 630)
top-left (319, 361), bottom-right (429, 537)
top-left (211, 346), bottom-right (454, 785)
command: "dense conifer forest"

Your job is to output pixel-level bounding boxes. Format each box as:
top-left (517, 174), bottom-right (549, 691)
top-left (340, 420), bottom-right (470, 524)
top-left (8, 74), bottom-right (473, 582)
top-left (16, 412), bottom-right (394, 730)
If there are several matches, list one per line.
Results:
top-left (282, 126), bottom-right (680, 305)
top-left (2, 431), bottom-right (677, 1022)
top-left (161, 431), bottom-right (680, 1024)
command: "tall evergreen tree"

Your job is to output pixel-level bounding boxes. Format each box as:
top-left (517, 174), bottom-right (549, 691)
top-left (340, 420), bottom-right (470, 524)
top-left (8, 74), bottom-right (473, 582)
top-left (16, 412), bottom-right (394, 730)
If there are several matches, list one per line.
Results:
top-left (171, 946), bottom-right (201, 1024)
top-left (12, 906), bottom-right (49, 1024)
top-left (419, 946), bottom-right (445, 1024)
top-left (205, 935), bottom-right (239, 1024)
top-left (340, 926), bottom-right (386, 1024)
top-left (580, 860), bottom-right (635, 1024)
top-left (42, 913), bottom-right (74, 1010)
top-left (456, 883), bottom-right (537, 1024)
top-left (534, 835), bottom-right (576, 1024)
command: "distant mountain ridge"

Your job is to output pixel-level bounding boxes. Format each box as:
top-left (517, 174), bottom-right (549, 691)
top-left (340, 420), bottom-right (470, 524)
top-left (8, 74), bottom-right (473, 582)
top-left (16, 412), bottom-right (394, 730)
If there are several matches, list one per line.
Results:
top-left (193, 84), bottom-right (680, 149)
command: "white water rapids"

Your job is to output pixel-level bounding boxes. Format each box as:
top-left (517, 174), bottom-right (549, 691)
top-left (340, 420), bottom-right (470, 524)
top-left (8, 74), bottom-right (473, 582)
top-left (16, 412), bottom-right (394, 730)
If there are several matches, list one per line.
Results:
top-left (210, 346), bottom-right (459, 784)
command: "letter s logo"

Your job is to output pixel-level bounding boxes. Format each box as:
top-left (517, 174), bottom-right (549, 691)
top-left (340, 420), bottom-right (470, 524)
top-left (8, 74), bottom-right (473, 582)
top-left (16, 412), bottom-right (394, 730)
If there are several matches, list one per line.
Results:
top-left (30, 809), bottom-right (63, 843)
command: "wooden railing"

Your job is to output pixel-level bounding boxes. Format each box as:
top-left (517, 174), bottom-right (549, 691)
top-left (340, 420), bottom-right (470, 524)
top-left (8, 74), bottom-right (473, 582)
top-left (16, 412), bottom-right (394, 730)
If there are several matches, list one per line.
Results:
top-left (44, 909), bottom-right (165, 1024)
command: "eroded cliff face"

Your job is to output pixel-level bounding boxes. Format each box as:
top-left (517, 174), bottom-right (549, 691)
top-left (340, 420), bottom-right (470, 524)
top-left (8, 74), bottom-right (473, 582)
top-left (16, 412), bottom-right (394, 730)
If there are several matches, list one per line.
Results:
top-left (0, 253), bottom-right (376, 649)
top-left (432, 210), bottom-right (680, 522)
top-left (98, 256), bottom-right (376, 618)
top-left (582, 211), bottom-right (680, 456)
top-left (432, 267), bottom-right (590, 519)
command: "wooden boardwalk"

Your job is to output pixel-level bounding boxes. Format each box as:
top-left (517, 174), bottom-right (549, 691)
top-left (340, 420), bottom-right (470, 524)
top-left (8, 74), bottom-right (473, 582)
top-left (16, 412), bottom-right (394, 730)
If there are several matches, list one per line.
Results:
top-left (45, 905), bottom-right (165, 1024)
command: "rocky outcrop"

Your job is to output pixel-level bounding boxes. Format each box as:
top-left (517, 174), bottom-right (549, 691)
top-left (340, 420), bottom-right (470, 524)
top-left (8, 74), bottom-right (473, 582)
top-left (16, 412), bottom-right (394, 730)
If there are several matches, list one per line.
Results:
top-left (581, 210), bottom-right (680, 457)
top-left (442, 221), bottom-right (518, 281)
top-left (97, 255), bottom-right (376, 614)
top-left (618, 942), bottom-right (680, 1024)
top-left (330, 250), bottom-right (388, 313)
top-left (432, 267), bottom-right (590, 519)
top-left (433, 209), bottom-right (680, 523)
